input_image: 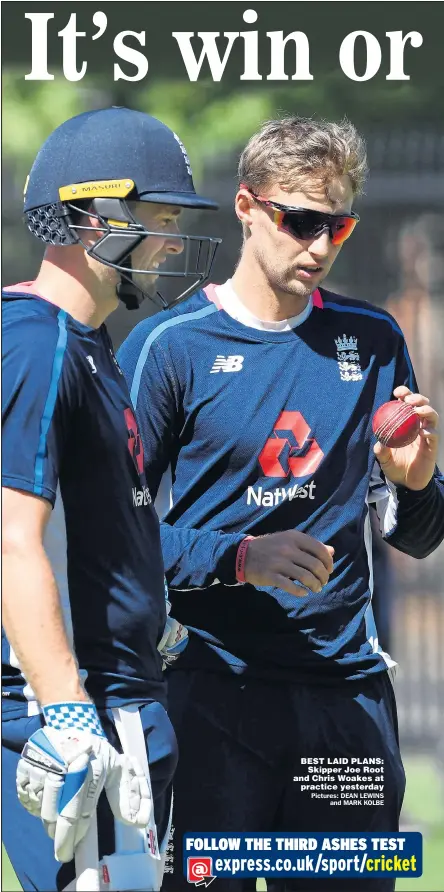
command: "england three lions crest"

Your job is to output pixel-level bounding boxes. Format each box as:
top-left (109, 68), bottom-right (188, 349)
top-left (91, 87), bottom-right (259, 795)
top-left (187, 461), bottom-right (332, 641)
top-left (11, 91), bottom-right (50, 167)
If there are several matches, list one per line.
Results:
top-left (335, 334), bottom-right (363, 382)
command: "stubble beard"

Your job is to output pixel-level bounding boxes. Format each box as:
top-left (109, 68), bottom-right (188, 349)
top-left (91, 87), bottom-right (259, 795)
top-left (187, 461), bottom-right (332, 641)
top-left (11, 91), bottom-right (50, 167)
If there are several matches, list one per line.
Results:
top-left (270, 265), bottom-right (313, 301)
top-left (131, 270), bottom-right (158, 296)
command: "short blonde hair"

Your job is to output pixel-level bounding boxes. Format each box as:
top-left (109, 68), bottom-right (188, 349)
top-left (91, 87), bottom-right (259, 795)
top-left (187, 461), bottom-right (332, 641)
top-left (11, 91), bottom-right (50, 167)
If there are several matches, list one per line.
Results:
top-left (238, 116), bottom-right (368, 197)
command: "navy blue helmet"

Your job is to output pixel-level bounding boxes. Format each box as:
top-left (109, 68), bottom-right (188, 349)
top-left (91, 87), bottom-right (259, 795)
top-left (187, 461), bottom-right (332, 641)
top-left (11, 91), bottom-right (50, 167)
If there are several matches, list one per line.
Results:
top-left (24, 107), bottom-right (221, 309)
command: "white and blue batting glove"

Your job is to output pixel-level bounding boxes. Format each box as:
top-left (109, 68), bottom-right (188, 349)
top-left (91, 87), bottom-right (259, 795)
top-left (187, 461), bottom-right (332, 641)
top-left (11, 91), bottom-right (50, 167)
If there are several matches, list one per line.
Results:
top-left (16, 702), bottom-right (151, 863)
top-left (158, 600), bottom-right (189, 670)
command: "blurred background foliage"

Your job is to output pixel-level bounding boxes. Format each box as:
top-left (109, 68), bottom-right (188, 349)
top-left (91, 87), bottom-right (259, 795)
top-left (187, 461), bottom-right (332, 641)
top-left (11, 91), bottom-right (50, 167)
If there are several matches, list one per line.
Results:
top-left (2, 67), bottom-right (444, 188)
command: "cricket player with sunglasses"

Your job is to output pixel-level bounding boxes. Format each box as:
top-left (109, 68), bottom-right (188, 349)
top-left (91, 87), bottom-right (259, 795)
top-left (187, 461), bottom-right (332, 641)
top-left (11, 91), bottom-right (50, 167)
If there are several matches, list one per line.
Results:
top-left (2, 106), bottom-right (220, 891)
top-left (118, 116), bottom-right (444, 892)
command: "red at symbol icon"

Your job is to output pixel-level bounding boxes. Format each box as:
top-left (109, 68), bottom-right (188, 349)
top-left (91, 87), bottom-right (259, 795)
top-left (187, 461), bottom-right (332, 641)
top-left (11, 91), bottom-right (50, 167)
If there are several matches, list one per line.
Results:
top-left (187, 856), bottom-right (215, 886)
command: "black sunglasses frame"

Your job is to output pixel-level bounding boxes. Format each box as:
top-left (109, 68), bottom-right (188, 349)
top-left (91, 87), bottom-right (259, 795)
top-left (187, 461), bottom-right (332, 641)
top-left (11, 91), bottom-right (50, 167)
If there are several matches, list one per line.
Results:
top-left (246, 189), bottom-right (360, 244)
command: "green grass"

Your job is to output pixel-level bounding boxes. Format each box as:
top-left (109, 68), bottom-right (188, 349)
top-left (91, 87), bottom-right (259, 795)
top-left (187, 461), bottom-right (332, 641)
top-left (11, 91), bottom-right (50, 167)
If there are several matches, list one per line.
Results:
top-left (396, 831), bottom-right (444, 892)
top-left (3, 756), bottom-right (444, 891)
top-left (2, 851), bottom-right (21, 892)
top-left (396, 755), bottom-right (444, 892)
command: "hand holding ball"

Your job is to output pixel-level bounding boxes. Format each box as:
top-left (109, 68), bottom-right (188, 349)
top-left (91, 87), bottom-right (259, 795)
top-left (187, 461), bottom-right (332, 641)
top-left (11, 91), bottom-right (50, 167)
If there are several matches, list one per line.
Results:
top-left (372, 400), bottom-right (421, 448)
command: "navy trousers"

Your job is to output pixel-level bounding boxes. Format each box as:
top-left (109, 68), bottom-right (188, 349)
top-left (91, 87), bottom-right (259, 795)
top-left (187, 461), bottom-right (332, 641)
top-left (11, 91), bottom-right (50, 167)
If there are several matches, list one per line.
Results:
top-left (162, 670), bottom-right (405, 892)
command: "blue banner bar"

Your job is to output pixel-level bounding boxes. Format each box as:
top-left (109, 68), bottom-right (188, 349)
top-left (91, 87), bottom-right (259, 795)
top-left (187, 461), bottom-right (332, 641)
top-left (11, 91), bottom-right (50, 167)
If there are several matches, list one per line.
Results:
top-left (183, 832), bottom-right (422, 882)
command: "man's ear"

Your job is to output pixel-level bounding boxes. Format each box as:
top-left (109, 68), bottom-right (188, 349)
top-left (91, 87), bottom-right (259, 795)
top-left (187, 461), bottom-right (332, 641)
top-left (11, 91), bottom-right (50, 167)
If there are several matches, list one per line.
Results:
top-left (74, 202), bottom-right (102, 247)
top-left (66, 200), bottom-right (96, 236)
top-left (235, 189), bottom-right (254, 228)
top-left (86, 206), bottom-right (102, 231)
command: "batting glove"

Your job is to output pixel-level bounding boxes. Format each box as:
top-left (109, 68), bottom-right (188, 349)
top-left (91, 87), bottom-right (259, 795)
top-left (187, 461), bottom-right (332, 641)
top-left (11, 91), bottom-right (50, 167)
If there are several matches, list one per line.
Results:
top-left (158, 601), bottom-right (189, 669)
top-left (16, 702), bottom-right (151, 862)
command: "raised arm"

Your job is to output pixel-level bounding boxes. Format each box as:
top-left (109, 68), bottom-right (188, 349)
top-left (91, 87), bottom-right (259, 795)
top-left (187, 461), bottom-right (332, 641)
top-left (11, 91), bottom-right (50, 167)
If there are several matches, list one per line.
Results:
top-left (370, 334), bottom-right (444, 558)
top-left (118, 318), bottom-right (247, 589)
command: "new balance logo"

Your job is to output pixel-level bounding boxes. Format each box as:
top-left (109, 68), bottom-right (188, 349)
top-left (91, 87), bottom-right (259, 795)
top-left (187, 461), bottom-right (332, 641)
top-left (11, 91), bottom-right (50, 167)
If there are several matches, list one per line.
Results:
top-left (132, 486), bottom-right (152, 507)
top-left (210, 355), bottom-right (244, 373)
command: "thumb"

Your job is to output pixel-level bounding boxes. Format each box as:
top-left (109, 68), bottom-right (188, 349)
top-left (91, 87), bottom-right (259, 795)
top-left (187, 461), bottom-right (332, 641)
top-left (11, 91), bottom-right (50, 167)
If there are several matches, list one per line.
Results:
top-left (105, 754), bottom-right (151, 826)
top-left (373, 441), bottom-right (393, 466)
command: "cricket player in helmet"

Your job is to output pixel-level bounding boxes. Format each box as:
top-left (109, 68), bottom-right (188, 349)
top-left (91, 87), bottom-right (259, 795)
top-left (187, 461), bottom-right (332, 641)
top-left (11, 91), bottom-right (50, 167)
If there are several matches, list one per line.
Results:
top-left (23, 106), bottom-right (220, 310)
top-left (2, 107), bottom-right (217, 891)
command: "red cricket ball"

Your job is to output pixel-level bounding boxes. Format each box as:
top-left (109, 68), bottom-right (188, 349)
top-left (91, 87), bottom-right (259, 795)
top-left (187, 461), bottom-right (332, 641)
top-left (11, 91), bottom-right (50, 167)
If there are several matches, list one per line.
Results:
top-left (372, 400), bottom-right (421, 448)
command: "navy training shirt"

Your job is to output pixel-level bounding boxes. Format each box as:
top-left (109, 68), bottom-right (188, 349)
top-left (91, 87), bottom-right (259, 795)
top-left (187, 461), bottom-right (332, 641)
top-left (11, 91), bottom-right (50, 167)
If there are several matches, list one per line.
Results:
top-left (118, 284), bottom-right (444, 683)
top-left (2, 286), bottom-right (167, 719)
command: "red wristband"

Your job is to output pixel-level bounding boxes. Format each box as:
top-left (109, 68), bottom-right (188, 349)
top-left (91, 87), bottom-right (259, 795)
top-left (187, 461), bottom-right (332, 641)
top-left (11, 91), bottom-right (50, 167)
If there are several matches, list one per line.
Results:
top-left (235, 536), bottom-right (255, 583)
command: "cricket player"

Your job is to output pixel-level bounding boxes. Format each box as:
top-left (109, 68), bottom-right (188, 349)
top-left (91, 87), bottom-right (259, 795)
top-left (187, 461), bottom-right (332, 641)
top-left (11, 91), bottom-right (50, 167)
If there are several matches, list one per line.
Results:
top-left (118, 116), bottom-right (444, 892)
top-left (2, 106), bottom-right (219, 892)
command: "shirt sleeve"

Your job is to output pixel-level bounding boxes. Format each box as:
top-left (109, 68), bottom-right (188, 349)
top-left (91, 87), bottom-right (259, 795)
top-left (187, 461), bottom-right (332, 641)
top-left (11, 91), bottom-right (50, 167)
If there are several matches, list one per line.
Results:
top-left (118, 325), bottom-right (245, 589)
top-left (369, 334), bottom-right (444, 558)
top-left (2, 313), bottom-right (73, 506)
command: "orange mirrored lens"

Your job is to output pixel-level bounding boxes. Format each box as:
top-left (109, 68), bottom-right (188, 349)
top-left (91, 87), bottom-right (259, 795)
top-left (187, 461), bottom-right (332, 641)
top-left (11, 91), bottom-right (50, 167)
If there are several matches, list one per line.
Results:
top-left (273, 209), bottom-right (358, 245)
top-left (331, 217), bottom-right (357, 245)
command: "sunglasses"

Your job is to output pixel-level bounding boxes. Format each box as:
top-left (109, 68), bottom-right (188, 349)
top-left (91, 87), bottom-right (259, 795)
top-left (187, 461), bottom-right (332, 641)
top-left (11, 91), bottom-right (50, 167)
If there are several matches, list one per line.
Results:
top-left (245, 188), bottom-right (359, 246)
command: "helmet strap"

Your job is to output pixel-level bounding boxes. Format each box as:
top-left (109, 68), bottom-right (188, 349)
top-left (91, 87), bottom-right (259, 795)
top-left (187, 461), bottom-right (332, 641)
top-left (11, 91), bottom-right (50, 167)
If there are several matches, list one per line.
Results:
top-left (116, 258), bottom-right (146, 311)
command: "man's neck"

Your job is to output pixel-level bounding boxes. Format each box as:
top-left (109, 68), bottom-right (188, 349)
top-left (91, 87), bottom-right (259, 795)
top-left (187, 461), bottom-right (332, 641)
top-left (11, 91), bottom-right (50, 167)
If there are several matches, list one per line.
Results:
top-left (231, 257), bottom-right (311, 322)
top-left (33, 251), bottom-right (118, 329)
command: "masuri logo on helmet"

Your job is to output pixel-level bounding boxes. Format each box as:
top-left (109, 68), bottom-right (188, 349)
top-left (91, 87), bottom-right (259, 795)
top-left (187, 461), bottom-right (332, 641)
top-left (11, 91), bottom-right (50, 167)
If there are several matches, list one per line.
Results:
top-left (23, 107), bottom-right (221, 311)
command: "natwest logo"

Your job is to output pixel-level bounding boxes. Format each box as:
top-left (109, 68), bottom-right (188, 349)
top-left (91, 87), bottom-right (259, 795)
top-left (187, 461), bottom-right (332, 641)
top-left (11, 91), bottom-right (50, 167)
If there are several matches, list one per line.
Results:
top-left (132, 486), bottom-right (152, 507)
top-left (247, 481), bottom-right (316, 507)
top-left (259, 411), bottom-right (323, 479)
